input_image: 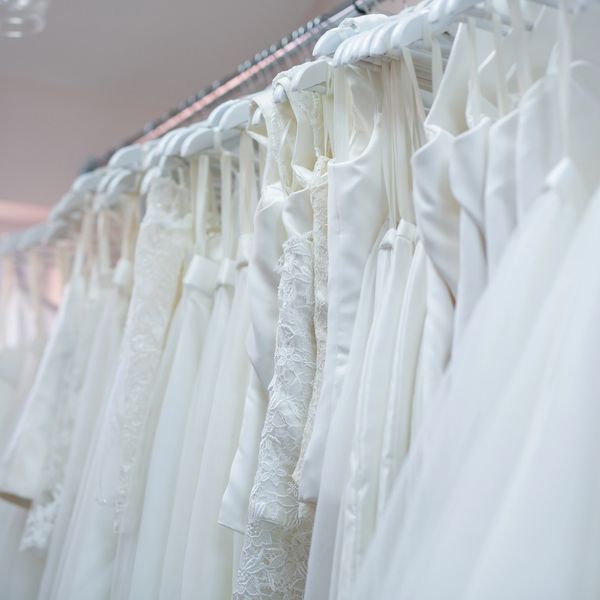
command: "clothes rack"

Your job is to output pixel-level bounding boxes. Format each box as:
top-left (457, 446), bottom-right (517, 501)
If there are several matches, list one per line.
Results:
top-left (93, 0), bottom-right (396, 167)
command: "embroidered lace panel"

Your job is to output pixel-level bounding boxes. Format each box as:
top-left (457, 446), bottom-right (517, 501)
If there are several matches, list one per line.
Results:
top-left (234, 232), bottom-right (316, 599)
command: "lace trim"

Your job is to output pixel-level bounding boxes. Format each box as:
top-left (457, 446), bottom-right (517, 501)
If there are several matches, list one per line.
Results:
top-left (97, 185), bottom-right (192, 531)
top-left (294, 157), bottom-right (329, 493)
top-left (234, 232), bottom-right (316, 599)
top-left (292, 90), bottom-right (325, 160)
top-left (269, 101), bottom-right (294, 195)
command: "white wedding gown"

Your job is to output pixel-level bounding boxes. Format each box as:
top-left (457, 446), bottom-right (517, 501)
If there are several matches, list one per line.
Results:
top-left (351, 13), bottom-right (600, 596)
top-left (180, 146), bottom-right (258, 600)
top-left (330, 53), bottom-right (425, 599)
top-left (49, 177), bottom-right (192, 600)
top-left (0, 216), bottom-right (93, 503)
top-left (218, 104), bottom-right (286, 536)
top-left (233, 74), bottom-right (318, 600)
top-left (303, 62), bottom-right (389, 600)
top-left (37, 255), bottom-right (134, 599)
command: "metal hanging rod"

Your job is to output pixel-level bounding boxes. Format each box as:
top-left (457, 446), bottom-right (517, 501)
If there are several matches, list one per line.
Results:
top-left (91, 0), bottom-right (386, 167)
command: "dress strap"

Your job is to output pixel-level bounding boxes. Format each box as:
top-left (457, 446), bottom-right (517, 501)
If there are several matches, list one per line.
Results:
top-left (71, 209), bottom-right (94, 280)
top-left (322, 69), bottom-right (334, 159)
top-left (507, 0), bottom-right (533, 95)
top-left (55, 239), bottom-right (71, 291)
top-left (238, 132), bottom-right (258, 235)
top-left (193, 154), bottom-right (211, 254)
top-left (332, 66), bottom-right (350, 162)
top-left (96, 210), bottom-right (112, 279)
top-left (558, 0), bottom-right (572, 158)
top-left (487, 0), bottom-right (510, 116)
top-left (423, 20), bottom-right (443, 99)
top-left (466, 17), bottom-right (483, 125)
top-left (220, 150), bottom-right (237, 259)
top-left (381, 62), bottom-right (401, 226)
top-left (119, 196), bottom-right (139, 263)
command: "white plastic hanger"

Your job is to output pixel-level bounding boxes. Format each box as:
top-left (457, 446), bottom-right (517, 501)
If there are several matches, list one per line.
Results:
top-left (390, 8), bottom-right (432, 55)
top-left (430, 0), bottom-right (535, 33)
top-left (49, 190), bottom-right (82, 221)
top-left (334, 14), bottom-right (401, 64)
top-left (180, 99), bottom-right (234, 157)
top-left (291, 58), bottom-right (331, 92)
top-left (108, 144), bottom-right (143, 170)
top-left (360, 14), bottom-right (405, 61)
top-left (181, 124), bottom-right (214, 157)
top-left (140, 165), bottom-right (161, 195)
top-left (142, 140), bottom-right (162, 169)
top-left (313, 14), bottom-right (388, 57)
top-left (273, 72), bottom-right (290, 104)
top-left (96, 169), bottom-right (120, 195)
top-left (156, 129), bottom-right (180, 156)
top-left (16, 224), bottom-right (47, 252)
top-left (218, 98), bottom-right (251, 130)
top-left (181, 96), bottom-right (248, 156)
top-left (165, 126), bottom-right (194, 157)
top-left (107, 169), bottom-right (138, 195)
top-left (72, 168), bottom-right (107, 193)
top-left (92, 168), bottom-right (138, 210)
top-left (43, 218), bottom-right (70, 244)
top-left (207, 99), bottom-right (237, 126)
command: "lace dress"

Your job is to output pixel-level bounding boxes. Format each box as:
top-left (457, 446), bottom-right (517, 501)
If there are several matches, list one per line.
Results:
top-left (37, 258), bottom-right (133, 600)
top-left (0, 269), bottom-right (86, 503)
top-left (50, 178), bottom-right (192, 600)
top-left (21, 269), bottom-right (108, 550)
top-left (125, 157), bottom-right (221, 600)
top-left (234, 231), bottom-right (316, 600)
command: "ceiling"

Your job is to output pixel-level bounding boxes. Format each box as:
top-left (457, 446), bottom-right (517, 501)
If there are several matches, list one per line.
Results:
top-left (0, 0), bottom-right (340, 105)
top-left (0, 0), bottom-right (340, 217)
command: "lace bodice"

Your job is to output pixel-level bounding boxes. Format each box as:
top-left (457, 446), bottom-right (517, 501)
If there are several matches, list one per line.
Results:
top-left (97, 178), bottom-right (192, 531)
top-left (234, 232), bottom-right (316, 599)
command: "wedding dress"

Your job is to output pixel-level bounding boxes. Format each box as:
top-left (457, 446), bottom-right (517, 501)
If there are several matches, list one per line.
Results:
top-left (3, 5), bottom-right (599, 598)
top-left (218, 101), bottom-right (286, 536)
top-left (181, 144), bottom-right (260, 600)
top-left (299, 64), bottom-right (388, 509)
top-left (37, 255), bottom-right (134, 599)
top-left (461, 181), bottom-right (600, 600)
top-left (330, 54), bottom-right (425, 599)
top-left (50, 178), bottom-right (192, 600)
top-left (157, 271), bottom-right (233, 598)
top-left (233, 75), bottom-right (317, 600)
top-left (0, 259), bottom-right (48, 600)
top-left (303, 63), bottom-right (388, 600)
top-left (158, 153), bottom-right (237, 600)
top-left (292, 68), bottom-right (331, 489)
top-left (123, 155), bottom-right (219, 600)
top-left (38, 201), bottom-right (139, 598)
top-left (22, 228), bottom-right (112, 551)
top-left (0, 214), bottom-right (94, 503)
top-left (351, 24), bottom-right (600, 599)
top-left (0, 215), bottom-right (92, 499)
